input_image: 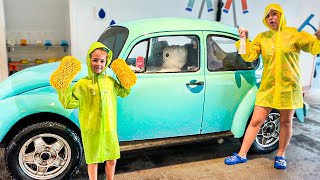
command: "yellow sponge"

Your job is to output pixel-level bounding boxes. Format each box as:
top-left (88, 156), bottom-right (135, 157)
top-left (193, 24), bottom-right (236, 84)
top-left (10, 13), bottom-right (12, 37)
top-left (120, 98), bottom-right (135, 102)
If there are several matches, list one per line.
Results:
top-left (50, 56), bottom-right (81, 90)
top-left (110, 58), bottom-right (137, 89)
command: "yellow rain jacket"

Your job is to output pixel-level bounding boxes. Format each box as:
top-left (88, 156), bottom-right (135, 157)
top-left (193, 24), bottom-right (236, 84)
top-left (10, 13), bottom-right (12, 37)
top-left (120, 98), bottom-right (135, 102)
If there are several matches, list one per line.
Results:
top-left (236, 4), bottom-right (320, 109)
top-left (58, 42), bottom-right (130, 164)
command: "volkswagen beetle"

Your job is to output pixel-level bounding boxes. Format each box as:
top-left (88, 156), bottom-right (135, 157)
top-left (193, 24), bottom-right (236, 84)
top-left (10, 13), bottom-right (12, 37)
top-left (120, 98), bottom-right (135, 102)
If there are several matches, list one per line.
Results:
top-left (0, 18), bottom-right (307, 179)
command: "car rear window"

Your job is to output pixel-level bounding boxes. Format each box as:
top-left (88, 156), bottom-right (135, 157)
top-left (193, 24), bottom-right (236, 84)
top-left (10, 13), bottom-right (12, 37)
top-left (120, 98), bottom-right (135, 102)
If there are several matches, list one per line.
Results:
top-left (98, 26), bottom-right (129, 60)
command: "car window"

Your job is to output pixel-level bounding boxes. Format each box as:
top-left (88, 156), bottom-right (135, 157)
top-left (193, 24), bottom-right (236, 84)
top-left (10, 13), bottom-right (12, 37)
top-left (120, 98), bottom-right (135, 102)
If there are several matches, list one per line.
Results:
top-left (127, 35), bottom-right (200, 73)
top-left (207, 35), bottom-right (257, 71)
top-left (126, 40), bottom-right (148, 72)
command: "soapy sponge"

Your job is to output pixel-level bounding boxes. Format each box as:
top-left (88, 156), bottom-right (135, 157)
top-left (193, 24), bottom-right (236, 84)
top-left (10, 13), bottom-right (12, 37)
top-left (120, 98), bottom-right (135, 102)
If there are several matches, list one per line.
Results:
top-left (110, 58), bottom-right (137, 89)
top-left (50, 56), bottom-right (81, 90)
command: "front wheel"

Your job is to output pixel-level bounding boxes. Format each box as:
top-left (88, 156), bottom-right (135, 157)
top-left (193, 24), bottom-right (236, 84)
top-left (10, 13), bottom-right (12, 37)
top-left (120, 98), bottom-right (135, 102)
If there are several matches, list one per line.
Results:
top-left (242, 110), bottom-right (280, 154)
top-left (5, 122), bottom-right (83, 180)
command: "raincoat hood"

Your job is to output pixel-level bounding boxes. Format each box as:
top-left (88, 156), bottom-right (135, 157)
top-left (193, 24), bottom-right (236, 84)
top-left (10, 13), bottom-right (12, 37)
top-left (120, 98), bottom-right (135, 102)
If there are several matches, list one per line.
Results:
top-left (86, 42), bottom-right (113, 77)
top-left (262, 4), bottom-right (287, 31)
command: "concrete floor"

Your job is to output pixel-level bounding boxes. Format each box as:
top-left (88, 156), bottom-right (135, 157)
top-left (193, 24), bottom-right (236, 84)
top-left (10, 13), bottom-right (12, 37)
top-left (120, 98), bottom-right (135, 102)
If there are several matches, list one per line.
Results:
top-left (1, 66), bottom-right (320, 180)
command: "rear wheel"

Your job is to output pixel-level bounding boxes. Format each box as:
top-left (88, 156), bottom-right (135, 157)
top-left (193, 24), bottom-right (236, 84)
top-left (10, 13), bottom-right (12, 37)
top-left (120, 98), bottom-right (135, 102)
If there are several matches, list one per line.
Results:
top-left (241, 110), bottom-right (280, 154)
top-left (5, 122), bottom-right (83, 180)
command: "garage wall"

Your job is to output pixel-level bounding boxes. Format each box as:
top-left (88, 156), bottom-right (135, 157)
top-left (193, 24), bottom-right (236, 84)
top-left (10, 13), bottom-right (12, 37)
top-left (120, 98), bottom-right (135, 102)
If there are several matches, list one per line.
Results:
top-left (69, 0), bottom-right (319, 87)
top-left (1, 0), bottom-right (70, 81)
top-left (0, 0), bottom-right (8, 81)
top-left (69, 0), bottom-right (218, 61)
top-left (4, 0), bottom-right (70, 45)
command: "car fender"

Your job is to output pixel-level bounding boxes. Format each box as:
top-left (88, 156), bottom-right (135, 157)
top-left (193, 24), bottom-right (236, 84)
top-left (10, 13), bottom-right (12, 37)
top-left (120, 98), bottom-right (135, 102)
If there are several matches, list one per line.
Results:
top-left (0, 93), bottom-right (79, 142)
top-left (295, 101), bottom-right (309, 123)
top-left (231, 85), bottom-right (258, 138)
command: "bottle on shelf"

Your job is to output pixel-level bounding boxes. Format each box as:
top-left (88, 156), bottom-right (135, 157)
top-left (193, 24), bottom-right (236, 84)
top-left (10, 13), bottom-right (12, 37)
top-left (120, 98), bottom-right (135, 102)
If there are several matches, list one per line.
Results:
top-left (20, 32), bottom-right (27, 46)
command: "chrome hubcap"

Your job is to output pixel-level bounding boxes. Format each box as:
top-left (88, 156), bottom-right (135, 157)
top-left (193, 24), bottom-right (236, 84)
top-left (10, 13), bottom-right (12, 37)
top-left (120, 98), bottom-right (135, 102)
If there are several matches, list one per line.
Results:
top-left (256, 112), bottom-right (280, 148)
top-left (19, 133), bottom-right (71, 179)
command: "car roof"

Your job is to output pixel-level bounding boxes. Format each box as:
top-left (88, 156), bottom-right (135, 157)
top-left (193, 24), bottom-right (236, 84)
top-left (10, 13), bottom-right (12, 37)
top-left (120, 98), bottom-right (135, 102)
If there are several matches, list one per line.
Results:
top-left (114, 17), bottom-right (238, 37)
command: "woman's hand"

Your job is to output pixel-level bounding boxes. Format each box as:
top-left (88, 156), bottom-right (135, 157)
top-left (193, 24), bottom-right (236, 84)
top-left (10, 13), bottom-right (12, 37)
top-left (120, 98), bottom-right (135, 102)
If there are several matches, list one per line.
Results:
top-left (238, 27), bottom-right (248, 39)
top-left (315, 28), bottom-right (320, 40)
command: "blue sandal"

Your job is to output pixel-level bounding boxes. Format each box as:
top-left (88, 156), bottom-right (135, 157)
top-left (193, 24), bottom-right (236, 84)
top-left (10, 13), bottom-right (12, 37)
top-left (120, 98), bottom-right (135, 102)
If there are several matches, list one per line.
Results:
top-left (274, 156), bottom-right (286, 169)
top-left (224, 152), bottom-right (248, 165)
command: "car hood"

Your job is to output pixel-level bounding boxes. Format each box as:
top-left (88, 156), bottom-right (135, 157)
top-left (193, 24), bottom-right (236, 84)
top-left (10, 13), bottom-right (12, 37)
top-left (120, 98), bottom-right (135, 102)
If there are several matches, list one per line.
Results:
top-left (0, 62), bottom-right (87, 100)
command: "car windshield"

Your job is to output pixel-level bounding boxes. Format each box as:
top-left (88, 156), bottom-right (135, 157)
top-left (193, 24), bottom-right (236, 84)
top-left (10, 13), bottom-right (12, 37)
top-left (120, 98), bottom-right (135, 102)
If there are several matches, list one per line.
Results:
top-left (98, 26), bottom-right (129, 60)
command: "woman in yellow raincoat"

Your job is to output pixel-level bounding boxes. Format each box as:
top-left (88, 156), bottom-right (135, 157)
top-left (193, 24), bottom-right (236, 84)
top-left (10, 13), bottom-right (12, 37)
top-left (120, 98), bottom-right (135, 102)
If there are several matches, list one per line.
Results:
top-left (57, 42), bottom-right (131, 179)
top-left (225, 4), bottom-right (320, 169)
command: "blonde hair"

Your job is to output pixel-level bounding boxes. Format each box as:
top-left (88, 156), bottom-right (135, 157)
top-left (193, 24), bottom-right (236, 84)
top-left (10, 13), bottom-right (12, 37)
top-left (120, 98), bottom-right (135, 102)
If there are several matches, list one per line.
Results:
top-left (90, 48), bottom-right (108, 58)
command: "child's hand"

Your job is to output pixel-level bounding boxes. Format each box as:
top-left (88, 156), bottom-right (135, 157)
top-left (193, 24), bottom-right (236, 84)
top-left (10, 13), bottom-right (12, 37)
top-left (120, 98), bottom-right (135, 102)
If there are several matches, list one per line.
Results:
top-left (50, 56), bottom-right (81, 90)
top-left (110, 58), bottom-right (137, 89)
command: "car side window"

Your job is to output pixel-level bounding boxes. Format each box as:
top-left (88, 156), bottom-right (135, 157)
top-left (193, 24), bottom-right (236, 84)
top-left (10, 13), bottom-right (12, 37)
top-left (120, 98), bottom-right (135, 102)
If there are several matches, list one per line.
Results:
top-left (126, 41), bottom-right (148, 73)
top-left (127, 35), bottom-right (199, 73)
top-left (147, 36), bottom-right (200, 73)
top-left (207, 35), bottom-right (257, 71)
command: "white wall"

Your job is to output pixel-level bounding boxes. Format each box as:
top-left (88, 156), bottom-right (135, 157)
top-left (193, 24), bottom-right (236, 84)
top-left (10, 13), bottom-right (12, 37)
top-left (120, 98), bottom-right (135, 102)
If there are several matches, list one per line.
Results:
top-left (0, 0), bottom-right (8, 81)
top-left (2, 0), bottom-right (70, 78)
top-left (69, 0), bottom-right (217, 61)
top-left (4, 0), bottom-right (70, 45)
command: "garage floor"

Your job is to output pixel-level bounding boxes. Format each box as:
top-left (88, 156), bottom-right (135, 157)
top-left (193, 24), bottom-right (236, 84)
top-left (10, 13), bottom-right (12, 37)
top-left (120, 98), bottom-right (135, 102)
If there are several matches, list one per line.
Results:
top-left (1, 67), bottom-right (320, 180)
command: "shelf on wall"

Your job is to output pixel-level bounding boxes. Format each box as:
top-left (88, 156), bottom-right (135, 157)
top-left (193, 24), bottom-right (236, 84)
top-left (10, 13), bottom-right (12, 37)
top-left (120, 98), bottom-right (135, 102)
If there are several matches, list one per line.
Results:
top-left (7, 44), bottom-right (69, 52)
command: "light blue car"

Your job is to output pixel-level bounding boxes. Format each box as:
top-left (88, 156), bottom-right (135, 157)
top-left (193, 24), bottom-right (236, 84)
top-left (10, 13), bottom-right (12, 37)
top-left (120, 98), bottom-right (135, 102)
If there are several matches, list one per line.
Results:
top-left (0, 18), bottom-right (307, 179)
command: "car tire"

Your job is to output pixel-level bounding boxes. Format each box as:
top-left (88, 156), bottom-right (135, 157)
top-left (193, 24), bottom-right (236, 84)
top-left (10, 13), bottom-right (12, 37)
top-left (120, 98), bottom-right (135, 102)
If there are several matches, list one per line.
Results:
top-left (5, 121), bottom-right (83, 180)
top-left (241, 109), bottom-right (280, 154)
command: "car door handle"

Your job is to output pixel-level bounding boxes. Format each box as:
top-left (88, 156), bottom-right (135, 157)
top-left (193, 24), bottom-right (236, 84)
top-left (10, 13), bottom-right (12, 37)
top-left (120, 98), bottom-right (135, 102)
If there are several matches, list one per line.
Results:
top-left (186, 81), bottom-right (204, 85)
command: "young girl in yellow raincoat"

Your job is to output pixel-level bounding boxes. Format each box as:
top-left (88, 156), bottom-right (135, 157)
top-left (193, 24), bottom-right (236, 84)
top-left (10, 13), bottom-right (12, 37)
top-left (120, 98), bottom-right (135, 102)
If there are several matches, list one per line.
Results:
top-left (225, 4), bottom-right (320, 169)
top-left (56, 42), bottom-right (133, 179)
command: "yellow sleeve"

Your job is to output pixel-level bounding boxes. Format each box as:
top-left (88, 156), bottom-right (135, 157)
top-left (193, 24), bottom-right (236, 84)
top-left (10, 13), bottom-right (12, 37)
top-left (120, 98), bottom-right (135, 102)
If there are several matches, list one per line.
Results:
top-left (114, 81), bottom-right (131, 98)
top-left (235, 34), bottom-right (261, 62)
top-left (298, 30), bottom-right (320, 55)
top-left (57, 85), bottom-right (80, 109)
